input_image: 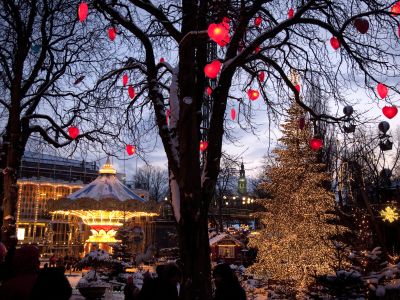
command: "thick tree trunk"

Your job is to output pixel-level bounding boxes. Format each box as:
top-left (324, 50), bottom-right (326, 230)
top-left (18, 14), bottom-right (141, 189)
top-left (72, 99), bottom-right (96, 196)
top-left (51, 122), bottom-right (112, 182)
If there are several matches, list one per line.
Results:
top-left (178, 194), bottom-right (212, 300)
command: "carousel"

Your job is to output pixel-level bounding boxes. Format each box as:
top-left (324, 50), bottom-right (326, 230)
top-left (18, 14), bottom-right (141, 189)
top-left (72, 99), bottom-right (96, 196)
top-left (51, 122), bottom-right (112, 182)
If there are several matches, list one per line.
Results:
top-left (48, 158), bottom-right (158, 255)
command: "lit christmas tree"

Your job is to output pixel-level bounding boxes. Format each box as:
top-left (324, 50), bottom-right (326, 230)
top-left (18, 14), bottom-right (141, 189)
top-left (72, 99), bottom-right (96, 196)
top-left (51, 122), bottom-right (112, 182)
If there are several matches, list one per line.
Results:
top-left (248, 102), bottom-right (341, 293)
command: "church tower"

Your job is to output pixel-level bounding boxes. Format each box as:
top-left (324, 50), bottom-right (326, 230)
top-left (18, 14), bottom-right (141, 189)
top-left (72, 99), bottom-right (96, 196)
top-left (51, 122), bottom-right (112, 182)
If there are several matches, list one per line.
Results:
top-left (238, 161), bottom-right (247, 194)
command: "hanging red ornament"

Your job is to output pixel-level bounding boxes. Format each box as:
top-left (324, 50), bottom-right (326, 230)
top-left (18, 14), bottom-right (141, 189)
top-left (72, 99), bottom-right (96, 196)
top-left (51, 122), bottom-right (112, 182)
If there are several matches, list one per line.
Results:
top-left (295, 84), bottom-right (301, 93)
top-left (128, 86), bottom-right (135, 99)
top-left (78, 2), bottom-right (88, 22)
top-left (159, 57), bottom-right (165, 63)
top-left (126, 144), bottom-right (136, 156)
top-left (108, 27), bottom-right (117, 41)
top-left (68, 126), bottom-right (79, 139)
top-left (309, 138), bottom-right (323, 151)
top-left (208, 23), bottom-right (230, 46)
top-left (298, 117), bottom-right (305, 130)
top-left (377, 83), bottom-right (388, 99)
top-left (231, 108), bottom-right (236, 120)
top-left (254, 16), bottom-right (262, 27)
top-left (391, 2), bottom-right (400, 16)
top-left (247, 89), bottom-right (260, 101)
top-left (258, 71), bottom-right (265, 82)
top-left (206, 86), bottom-right (213, 96)
top-left (354, 18), bottom-right (369, 34)
top-left (382, 106), bottom-right (398, 119)
top-left (200, 141), bottom-right (208, 152)
top-left (204, 60), bottom-right (222, 79)
top-left (122, 74), bottom-right (128, 87)
top-left (330, 37), bottom-right (340, 50)
top-left (288, 8), bottom-right (294, 19)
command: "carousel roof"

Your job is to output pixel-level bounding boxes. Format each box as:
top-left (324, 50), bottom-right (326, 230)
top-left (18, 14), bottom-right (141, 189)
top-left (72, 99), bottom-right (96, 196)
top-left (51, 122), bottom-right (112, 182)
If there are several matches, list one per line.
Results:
top-left (67, 158), bottom-right (145, 202)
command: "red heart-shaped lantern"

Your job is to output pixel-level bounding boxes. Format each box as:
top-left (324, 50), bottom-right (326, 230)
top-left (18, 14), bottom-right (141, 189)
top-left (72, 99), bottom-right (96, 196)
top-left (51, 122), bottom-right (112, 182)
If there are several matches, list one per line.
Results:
top-left (254, 16), bottom-right (262, 27)
top-left (391, 2), bottom-right (400, 16)
top-left (248, 89), bottom-right (260, 101)
top-left (288, 8), bottom-right (294, 19)
top-left (204, 60), bottom-right (222, 79)
top-left (122, 74), bottom-right (128, 87)
top-left (128, 86), bottom-right (135, 99)
top-left (330, 37), bottom-right (340, 50)
top-left (309, 138), bottom-right (323, 151)
top-left (208, 23), bottom-right (230, 46)
top-left (68, 126), bottom-right (79, 139)
top-left (382, 106), bottom-right (398, 119)
top-left (231, 108), bottom-right (236, 120)
top-left (159, 57), bottom-right (165, 63)
top-left (108, 27), bottom-right (117, 41)
top-left (354, 18), bottom-right (369, 34)
top-left (377, 83), bottom-right (388, 99)
top-left (206, 86), bottom-right (213, 96)
top-left (295, 84), bottom-right (301, 93)
top-left (258, 71), bottom-right (265, 82)
top-left (126, 144), bottom-right (136, 156)
top-left (78, 2), bottom-right (88, 22)
top-left (200, 141), bottom-right (208, 152)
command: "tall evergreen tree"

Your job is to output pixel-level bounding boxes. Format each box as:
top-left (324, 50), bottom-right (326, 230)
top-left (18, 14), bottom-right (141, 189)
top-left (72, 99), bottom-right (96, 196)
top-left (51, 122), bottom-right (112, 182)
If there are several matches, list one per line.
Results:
top-left (248, 103), bottom-right (340, 292)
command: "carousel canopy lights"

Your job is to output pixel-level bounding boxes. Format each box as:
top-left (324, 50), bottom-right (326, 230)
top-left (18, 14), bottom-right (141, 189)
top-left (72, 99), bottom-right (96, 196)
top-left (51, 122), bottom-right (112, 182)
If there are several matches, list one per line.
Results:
top-left (98, 158), bottom-right (117, 175)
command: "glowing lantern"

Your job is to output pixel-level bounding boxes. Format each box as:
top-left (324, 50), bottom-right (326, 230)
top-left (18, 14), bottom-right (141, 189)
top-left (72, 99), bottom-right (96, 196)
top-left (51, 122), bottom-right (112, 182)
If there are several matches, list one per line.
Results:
top-left (78, 2), bottom-right (88, 22)
top-left (382, 106), bottom-right (398, 119)
top-left (126, 144), bottom-right (135, 156)
top-left (128, 86), bottom-right (135, 99)
top-left (108, 27), bottom-right (117, 41)
top-left (298, 117), bottom-right (305, 130)
top-left (258, 71), bottom-right (265, 82)
top-left (254, 16), bottom-right (262, 27)
top-left (391, 2), bottom-right (400, 16)
top-left (354, 18), bottom-right (369, 34)
top-left (288, 8), bottom-right (294, 19)
top-left (200, 141), bottom-right (208, 152)
top-left (231, 108), bottom-right (236, 120)
top-left (122, 74), bottom-right (128, 86)
top-left (330, 37), bottom-right (340, 50)
top-left (68, 126), bottom-right (79, 139)
top-left (204, 60), bottom-right (222, 79)
top-left (248, 89), bottom-right (260, 101)
top-left (206, 86), bottom-right (213, 96)
top-left (295, 84), bottom-right (301, 93)
top-left (160, 57), bottom-right (165, 63)
top-left (208, 23), bottom-right (230, 46)
top-left (309, 138), bottom-right (323, 151)
top-left (377, 83), bottom-right (388, 99)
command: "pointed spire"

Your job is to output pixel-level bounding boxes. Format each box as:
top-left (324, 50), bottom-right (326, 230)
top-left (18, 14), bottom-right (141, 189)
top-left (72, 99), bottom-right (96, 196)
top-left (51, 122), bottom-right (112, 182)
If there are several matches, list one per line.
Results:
top-left (99, 157), bottom-right (117, 175)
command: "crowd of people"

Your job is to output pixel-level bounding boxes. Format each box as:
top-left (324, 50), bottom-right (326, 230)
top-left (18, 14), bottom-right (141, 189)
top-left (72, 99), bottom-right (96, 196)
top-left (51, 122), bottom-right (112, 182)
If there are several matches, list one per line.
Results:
top-left (0, 243), bottom-right (247, 300)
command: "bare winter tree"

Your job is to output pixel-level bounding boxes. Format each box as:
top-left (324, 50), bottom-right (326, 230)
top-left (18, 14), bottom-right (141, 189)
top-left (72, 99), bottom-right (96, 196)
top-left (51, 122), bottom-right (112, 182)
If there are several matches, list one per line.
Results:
top-left (133, 165), bottom-right (168, 202)
top-left (69, 0), bottom-right (400, 298)
top-left (0, 0), bottom-right (119, 247)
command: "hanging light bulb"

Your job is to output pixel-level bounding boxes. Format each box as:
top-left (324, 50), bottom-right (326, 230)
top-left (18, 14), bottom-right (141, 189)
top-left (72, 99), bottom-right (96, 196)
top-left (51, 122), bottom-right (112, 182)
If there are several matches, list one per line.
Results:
top-left (78, 2), bottom-right (88, 22)
top-left (68, 126), bottom-right (79, 139)
top-left (126, 144), bottom-right (136, 156)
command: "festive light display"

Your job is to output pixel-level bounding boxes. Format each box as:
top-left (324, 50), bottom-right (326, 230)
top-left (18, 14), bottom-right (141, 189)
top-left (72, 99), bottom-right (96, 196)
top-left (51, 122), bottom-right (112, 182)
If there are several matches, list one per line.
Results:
top-left (204, 60), bottom-right (222, 79)
top-left (248, 104), bottom-right (341, 290)
top-left (391, 2), bottom-right (400, 16)
top-left (288, 8), bottom-right (294, 19)
top-left (382, 106), bottom-right (398, 119)
top-left (354, 18), bottom-right (369, 34)
top-left (380, 206), bottom-right (399, 223)
top-left (207, 22), bottom-right (230, 46)
top-left (258, 71), bottom-right (265, 82)
top-left (159, 57), bottom-right (165, 63)
top-left (78, 2), bottom-right (88, 22)
top-left (128, 86), bottom-right (135, 99)
top-left (254, 16), bottom-right (262, 27)
top-left (108, 27), bottom-right (117, 41)
top-left (377, 83), bottom-right (388, 99)
top-left (330, 37), bottom-right (340, 50)
top-left (122, 74), bottom-right (128, 86)
top-left (248, 89), bottom-right (260, 101)
top-left (309, 137), bottom-right (323, 151)
top-left (200, 140), bottom-right (208, 152)
top-left (68, 126), bottom-right (79, 139)
top-left (126, 144), bottom-right (135, 156)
